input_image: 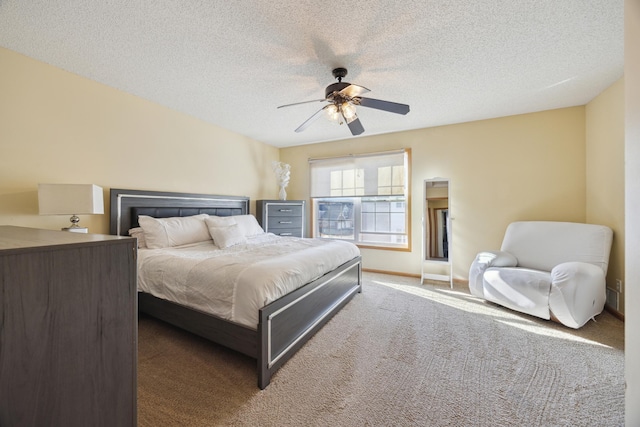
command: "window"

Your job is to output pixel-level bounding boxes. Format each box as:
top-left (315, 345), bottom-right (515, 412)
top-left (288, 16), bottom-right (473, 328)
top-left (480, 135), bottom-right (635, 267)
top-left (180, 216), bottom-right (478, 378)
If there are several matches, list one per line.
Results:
top-left (310, 149), bottom-right (410, 250)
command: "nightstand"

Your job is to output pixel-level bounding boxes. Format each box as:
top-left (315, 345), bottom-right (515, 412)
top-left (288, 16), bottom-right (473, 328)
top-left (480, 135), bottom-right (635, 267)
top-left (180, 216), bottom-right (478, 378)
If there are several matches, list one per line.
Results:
top-left (256, 200), bottom-right (305, 237)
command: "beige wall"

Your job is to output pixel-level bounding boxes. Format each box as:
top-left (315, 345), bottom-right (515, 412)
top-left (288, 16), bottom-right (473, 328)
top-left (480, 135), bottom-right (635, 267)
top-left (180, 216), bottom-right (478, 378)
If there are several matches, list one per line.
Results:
top-left (625, 0), bottom-right (640, 423)
top-left (281, 107), bottom-right (587, 278)
top-left (0, 47), bottom-right (279, 234)
top-left (585, 77), bottom-right (625, 314)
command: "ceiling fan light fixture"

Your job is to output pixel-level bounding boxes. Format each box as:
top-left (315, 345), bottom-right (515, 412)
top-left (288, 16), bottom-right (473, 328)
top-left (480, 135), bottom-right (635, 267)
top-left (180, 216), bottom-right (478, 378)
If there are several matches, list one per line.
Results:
top-left (326, 104), bottom-right (340, 122)
top-left (341, 102), bottom-right (357, 120)
top-left (343, 111), bottom-right (358, 124)
top-left (342, 111), bottom-right (358, 124)
top-left (340, 102), bottom-right (358, 124)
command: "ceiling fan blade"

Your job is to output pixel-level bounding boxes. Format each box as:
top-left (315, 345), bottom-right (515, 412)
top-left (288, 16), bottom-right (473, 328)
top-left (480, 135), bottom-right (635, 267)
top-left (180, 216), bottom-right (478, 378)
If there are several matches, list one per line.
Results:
top-left (277, 99), bottom-right (326, 109)
top-left (294, 106), bottom-right (328, 133)
top-left (347, 117), bottom-right (365, 136)
top-left (340, 84), bottom-right (370, 98)
top-left (356, 97), bottom-right (410, 115)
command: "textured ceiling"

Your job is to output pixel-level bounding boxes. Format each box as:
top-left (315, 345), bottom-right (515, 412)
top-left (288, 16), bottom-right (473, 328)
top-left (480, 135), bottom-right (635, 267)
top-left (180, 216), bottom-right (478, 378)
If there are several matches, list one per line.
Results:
top-left (0, 1), bottom-right (623, 148)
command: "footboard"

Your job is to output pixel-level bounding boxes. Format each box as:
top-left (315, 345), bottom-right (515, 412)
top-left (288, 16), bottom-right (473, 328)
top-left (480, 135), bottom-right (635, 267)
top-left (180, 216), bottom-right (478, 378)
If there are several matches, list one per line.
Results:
top-left (257, 256), bottom-right (362, 389)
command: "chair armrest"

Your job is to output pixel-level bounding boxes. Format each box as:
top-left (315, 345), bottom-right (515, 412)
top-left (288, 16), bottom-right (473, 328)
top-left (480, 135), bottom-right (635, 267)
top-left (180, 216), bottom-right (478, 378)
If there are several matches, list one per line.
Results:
top-left (549, 262), bottom-right (606, 329)
top-left (468, 251), bottom-right (518, 297)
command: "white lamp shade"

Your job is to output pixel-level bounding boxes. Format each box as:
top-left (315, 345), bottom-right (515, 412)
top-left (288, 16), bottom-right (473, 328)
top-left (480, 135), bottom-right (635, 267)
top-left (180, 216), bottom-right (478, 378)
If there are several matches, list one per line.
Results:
top-left (38, 184), bottom-right (104, 215)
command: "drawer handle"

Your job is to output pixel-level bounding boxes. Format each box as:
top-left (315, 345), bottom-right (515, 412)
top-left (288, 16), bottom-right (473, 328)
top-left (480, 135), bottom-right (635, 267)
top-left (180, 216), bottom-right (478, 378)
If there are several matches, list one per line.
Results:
top-left (279, 209), bottom-right (293, 212)
top-left (279, 221), bottom-right (293, 224)
top-left (280, 233), bottom-right (293, 236)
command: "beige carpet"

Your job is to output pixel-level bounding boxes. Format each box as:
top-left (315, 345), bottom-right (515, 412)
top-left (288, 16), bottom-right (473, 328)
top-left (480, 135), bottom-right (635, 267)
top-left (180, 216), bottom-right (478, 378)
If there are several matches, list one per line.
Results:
top-left (137, 272), bottom-right (625, 426)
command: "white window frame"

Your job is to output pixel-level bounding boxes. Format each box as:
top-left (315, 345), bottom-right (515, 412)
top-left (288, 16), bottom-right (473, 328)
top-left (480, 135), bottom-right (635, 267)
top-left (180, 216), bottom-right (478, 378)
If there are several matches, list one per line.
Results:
top-left (309, 149), bottom-right (411, 250)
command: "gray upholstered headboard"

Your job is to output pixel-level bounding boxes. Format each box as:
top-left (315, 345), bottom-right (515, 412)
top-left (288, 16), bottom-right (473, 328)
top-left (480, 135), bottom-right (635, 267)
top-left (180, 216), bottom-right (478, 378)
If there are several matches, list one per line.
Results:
top-left (109, 188), bottom-right (250, 236)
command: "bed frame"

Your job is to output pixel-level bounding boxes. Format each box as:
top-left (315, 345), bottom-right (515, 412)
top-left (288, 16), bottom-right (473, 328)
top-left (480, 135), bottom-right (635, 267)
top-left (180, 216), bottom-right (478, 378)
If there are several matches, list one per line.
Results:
top-left (109, 188), bottom-right (362, 389)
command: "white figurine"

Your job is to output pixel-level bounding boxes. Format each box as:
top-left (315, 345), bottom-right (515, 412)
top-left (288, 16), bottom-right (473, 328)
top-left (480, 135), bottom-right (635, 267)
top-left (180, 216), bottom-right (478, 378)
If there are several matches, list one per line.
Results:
top-left (272, 161), bottom-right (291, 200)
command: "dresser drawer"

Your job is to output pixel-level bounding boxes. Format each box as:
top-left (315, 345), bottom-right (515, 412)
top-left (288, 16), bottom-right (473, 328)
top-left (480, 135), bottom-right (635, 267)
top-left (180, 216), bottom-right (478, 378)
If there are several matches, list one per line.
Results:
top-left (267, 205), bottom-right (303, 217)
top-left (267, 215), bottom-right (303, 230)
top-left (269, 228), bottom-right (302, 237)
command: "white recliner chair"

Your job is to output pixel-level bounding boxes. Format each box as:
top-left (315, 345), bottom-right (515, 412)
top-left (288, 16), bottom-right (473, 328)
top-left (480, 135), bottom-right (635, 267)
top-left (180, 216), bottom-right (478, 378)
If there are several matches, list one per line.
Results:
top-left (469, 221), bottom-right (613, 329)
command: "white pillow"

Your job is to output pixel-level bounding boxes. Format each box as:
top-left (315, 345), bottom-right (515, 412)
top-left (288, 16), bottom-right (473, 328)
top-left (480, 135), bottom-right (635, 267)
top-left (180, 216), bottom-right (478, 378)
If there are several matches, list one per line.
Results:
top-left (138, 214), bottom-right (210, 249)
top-left (205, 216), bottom-right (237, 246)
top-left (128, 227), bottom-right (147, 249)
top-left (205, 216), bottom-right (237, 228)
top-left (208, 223), bottom-right (247, 249)
top-left (205, 215), bottom-right (264, 247)
top-left (233, 214), bottom-right (265, 237)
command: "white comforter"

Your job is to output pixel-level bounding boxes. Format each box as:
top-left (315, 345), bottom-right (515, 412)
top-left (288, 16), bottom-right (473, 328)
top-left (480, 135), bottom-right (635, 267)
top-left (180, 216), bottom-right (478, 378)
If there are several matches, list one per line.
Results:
top-left (137, 234), bottom-right (360, 329)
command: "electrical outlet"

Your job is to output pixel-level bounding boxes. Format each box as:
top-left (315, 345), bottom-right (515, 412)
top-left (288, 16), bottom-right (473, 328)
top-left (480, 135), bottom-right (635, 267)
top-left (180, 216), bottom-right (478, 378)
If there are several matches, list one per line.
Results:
top-left (615, 279), bottom-right (623, 292)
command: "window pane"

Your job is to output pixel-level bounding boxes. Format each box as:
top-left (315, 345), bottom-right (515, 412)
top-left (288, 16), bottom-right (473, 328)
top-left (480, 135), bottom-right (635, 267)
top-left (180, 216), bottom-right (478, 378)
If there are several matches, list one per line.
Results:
top-left (390, 213), bottom-right (405, 232)
top-left (392, 166), bottom-right (404, 187)
top-left (330, 171), bottom-right (342, 190)
top-left (343, 169), bottom-right (354, 189)
top-left (376, 201), bottom-right (390, 211)
top-left (390, 201), bottom-right (405, 212)
top-left (359, 233), bottom-right (407, 245)
top-left (378, 166), bottom-right (391, 188)
top-left (375, 213), bottom-right (390, 231)
top-left (362, 212), bottom-right (375, 231)
top-left (355, 169), bottom-right (364, 189)
top-left (362, 201), bottom-right (375, 212)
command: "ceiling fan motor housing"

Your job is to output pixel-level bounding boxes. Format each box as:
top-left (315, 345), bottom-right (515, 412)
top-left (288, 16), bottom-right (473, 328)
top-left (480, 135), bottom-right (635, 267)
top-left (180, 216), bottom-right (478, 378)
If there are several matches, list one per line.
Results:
top-left (325, 82), bottom-right (351, 99)
top-left (327, 67), bottom-right (351, 99)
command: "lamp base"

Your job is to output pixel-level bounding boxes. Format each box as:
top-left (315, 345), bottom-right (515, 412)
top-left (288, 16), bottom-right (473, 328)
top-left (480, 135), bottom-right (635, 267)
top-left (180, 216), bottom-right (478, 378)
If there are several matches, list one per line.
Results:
top-left (62, 226), bottom-right (88, 233)
top-left (64, 214), bottom-right (87, 232)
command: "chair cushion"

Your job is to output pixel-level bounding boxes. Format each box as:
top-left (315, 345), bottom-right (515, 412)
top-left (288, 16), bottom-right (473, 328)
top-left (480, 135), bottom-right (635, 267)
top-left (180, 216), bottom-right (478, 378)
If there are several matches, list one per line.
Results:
top-left (483, 267), bottom-right (551, 319)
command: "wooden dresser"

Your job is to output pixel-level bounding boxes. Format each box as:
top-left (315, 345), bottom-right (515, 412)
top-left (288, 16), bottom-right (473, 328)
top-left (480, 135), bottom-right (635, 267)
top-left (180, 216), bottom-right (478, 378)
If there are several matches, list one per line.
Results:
top-left (256, 200), bottom-right (305, 237)
top-left (0, 226), bottom-right (137, 427)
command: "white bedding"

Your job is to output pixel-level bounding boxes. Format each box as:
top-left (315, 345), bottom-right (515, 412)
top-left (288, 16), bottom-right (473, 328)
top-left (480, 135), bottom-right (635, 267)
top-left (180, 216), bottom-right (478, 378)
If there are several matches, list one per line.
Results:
top-left (137, 233), bottom-right (360, 329)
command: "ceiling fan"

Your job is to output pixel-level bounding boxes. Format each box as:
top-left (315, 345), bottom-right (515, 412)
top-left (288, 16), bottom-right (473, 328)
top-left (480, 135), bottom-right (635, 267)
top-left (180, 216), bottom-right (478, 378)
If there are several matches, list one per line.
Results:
top-left (277, 68), bottom-right (410, 136)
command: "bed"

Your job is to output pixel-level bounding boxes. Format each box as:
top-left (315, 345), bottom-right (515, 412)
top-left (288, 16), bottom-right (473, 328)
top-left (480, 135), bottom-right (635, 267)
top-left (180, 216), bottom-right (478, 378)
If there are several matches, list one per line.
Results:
top-left (109, 188), bottom-right (362, 389)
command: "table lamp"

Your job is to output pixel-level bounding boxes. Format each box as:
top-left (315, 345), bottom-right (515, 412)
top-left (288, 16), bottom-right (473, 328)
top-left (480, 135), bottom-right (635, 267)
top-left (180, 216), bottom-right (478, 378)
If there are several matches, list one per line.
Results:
top-left (38, 184), bottom-right (104, 233)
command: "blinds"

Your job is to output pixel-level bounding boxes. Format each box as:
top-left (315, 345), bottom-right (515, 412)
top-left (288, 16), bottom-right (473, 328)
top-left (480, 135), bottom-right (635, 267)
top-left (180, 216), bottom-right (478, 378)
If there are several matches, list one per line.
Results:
top-left (309, 149), bottom-right (408, 198)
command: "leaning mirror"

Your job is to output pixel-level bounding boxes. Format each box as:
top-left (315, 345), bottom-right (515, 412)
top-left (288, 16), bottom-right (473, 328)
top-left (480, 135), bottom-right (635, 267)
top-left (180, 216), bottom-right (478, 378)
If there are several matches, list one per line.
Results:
top-left (424, 180), bottom-right (449, 261)
top-left (421, 178), bottom-right (452, 287)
